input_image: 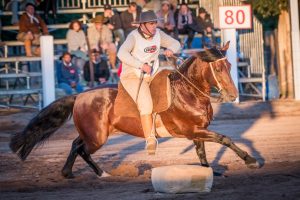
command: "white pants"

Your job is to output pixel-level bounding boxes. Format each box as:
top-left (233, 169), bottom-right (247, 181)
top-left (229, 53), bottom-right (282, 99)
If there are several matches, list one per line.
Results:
top-left (120, 76), bottom-right (153, 115)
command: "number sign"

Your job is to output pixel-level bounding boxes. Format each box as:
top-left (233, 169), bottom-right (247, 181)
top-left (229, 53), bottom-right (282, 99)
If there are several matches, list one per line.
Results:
top-left (219, 5), bottom-right (252, 29)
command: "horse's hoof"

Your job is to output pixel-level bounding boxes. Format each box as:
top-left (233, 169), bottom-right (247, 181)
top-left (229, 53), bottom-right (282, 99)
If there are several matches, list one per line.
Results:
top-left (246, 160), bottom-right (261, 169)
top-left (201, 163), bottom-right (210, 168)
top-left (97, 171), bottom-right (111, 178)
top-left (61, 170), bottom-right (75, 179)
top-left (213, 171), bottom-right (223, 176)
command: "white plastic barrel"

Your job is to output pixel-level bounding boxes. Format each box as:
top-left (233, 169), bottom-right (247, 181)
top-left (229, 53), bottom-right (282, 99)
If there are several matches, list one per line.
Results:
top-left (151, 165), bottom-right (213, 193)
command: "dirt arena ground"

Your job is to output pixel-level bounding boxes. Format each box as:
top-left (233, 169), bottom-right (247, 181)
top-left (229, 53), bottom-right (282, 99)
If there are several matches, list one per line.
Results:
top-left (1, 101), bottom-right (300, 200)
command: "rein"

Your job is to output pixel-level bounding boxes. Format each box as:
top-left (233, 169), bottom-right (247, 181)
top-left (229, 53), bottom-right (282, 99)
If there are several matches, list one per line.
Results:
top-left (171, 55), bottom-right (227, 99)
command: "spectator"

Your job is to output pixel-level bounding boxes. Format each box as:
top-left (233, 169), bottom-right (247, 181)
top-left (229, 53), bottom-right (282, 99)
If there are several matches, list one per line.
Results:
top-left (103, 4), bottom-right (125, 47)
top-left (88, 15), bottom-right (117, 69)
top-left (174, 3), bottom-right (195, 48)
top-left (56, 52), bottom-right (84, 95)
top-left (43, 0), bottom-right (57, 23)
top-left (168, 0), bottom-right (178, 12)
top-left (17, 2), bottom-right (48, 56)
top-left (83, 49), bottom-right (110, 86)
top-left (4, 0), bottom-right (37, 25)
top-left (156, 0), bottom-right (176, 37)
top-left (66, 20), bottom-right (88, 73)
top-left (120, 2), bottom-right (141, 37)
top-left (193, 7), bottom-right (214, 48)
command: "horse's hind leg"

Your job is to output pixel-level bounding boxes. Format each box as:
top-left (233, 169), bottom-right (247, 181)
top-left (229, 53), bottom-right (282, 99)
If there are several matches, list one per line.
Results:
top-left (193, 140), bottom-right (209, 167)
top-left (61, 137), bottom-right (82, 178)
top-left (77, 144), bottom-right (103, 176)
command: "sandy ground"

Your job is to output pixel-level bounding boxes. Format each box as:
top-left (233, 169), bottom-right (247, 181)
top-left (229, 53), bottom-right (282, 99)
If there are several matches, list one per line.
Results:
top-left (0, 101), bottom-right (300, 200)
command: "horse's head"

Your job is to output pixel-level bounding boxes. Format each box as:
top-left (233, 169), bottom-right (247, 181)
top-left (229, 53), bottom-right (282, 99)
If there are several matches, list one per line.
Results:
top-left (195, 42), bottom-right (238, 102)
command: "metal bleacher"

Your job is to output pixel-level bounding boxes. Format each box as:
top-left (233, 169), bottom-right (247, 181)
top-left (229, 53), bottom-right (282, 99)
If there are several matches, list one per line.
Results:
top-left (0, 55), bottom-right (43, 109)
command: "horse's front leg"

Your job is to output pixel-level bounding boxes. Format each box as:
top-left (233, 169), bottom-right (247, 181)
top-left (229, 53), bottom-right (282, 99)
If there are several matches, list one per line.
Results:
top-left (190, 129), bottom-right (260, 169)
top-left (193, 140), bottom-right (209, 167)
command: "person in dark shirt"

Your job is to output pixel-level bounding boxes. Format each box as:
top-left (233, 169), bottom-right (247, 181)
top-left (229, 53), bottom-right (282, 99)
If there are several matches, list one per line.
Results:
top-left (84, 49), bottom-right (110, 86)
top-left (56, 52), bottom-right (84, 95)
top-left (193, 7), bottom-right (214, 48)
top-left (174, 3), bottom-right (195, 48)
top-left (120, 2), bottom-right (142, 37)
top-left (103, 4), bottom-right (125, 46)
top-left (43, 0), bottom-right (57, 23)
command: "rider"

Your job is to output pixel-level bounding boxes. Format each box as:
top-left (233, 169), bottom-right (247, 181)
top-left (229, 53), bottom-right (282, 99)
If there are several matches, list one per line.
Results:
top-left (117, 10), bottom-right (180, 155)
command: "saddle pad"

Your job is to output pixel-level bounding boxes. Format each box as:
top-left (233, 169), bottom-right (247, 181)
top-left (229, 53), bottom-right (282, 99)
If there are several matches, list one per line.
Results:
top-left (114, 69), bottom-right (173, 118)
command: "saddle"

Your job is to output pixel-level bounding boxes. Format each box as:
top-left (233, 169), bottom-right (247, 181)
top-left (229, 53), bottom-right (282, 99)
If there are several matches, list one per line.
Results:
top-left (114, 69), bottom-right (173, 118)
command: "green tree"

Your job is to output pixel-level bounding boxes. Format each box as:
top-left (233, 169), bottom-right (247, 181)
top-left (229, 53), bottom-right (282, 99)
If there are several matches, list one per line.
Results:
top-left (247, 0), bottom-right (288, 18)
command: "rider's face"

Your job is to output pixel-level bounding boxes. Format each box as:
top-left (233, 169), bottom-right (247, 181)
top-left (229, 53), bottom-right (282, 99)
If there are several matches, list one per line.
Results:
top-left (142, 21), bottom-right (157, 35)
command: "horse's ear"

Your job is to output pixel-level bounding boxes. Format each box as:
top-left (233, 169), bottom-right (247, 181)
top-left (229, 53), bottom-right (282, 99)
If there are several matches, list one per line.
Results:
top-left (221, 41), bottom-right (230, 51)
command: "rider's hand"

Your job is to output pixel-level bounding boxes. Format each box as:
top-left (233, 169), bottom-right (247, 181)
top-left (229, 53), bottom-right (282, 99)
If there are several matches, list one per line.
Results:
top-left (164, 49), bottom-right (174, 57)
top-left (141, 63), bottom-right (152, 75)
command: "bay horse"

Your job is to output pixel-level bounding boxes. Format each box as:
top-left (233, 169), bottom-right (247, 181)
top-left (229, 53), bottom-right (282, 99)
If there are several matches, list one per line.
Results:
top-left (10, 42), bottom-right (259, 178)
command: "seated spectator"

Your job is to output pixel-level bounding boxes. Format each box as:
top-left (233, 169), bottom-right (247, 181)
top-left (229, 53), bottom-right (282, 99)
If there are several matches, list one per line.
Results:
top-left (56, 52), bottom-right (84, 95)
top-left (103, 4), bottom-right (125, 47)
top-left (16, 3), bottom-right (48, 56)
top-left (43, 0), bottom-right (57, 23)
top-left (83, 49), bottom-right (110, 86)
top-left (4, 0), bottom-right (37, 25)
top-left (88, 15), bottom-right (117, 69)
top-left (66, 20), bottom-right (88, 73)
top-left (193, 7), bottom-right (214, 48)
top-left (156, 0), bottom-right (176, 37)
top-left (168, 0), bottom-right (178, 12)
top-left (120, 2), bottom-right (141, 37)
top-left (174, 3), bottom-right (195, 48)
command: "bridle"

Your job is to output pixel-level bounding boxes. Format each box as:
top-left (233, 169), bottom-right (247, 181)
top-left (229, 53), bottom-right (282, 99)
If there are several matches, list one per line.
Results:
top-left (209, 57), bottom-right (227, 94)
top-left (171, 55), bottom-right (228, 100)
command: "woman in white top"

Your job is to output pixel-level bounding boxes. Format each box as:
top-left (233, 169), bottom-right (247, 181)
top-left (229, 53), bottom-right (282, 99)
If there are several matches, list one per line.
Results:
top-left (67, 20), bottom-right (88, 55)
top-left (117, 10), bottom-right (181, 155)
top-left (66, 20), bottom-right (88, 73)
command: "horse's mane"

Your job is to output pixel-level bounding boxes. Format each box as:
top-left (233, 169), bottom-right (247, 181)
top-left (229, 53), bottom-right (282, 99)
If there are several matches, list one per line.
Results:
top-left (169, 56), bottom-right (196, 80)
top-left (169, 47), bottom-right (225, 80)
top-left (196, 47), bottom-right (225, 62)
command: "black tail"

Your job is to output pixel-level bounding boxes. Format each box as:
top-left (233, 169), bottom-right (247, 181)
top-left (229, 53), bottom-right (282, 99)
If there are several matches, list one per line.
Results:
top-left (9, 95), bottom-right (77, 160)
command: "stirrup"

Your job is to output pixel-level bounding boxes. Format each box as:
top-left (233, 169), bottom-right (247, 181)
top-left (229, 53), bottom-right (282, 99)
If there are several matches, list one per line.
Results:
top-left (145, 136), bottom-right (158, 155)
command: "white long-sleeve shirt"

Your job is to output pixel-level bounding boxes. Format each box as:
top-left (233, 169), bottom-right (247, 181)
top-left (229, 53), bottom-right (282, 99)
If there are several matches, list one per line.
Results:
top-left (117, 28), bottom-right (181, 78)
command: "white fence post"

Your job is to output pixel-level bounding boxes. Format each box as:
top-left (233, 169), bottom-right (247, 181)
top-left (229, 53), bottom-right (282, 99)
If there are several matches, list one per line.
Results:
top-left (223, 29), bottom-right (239, 103)
top-left (81, 0), bottom-right (86, 10)
top-left (40, 36), bottom-right (55, 107)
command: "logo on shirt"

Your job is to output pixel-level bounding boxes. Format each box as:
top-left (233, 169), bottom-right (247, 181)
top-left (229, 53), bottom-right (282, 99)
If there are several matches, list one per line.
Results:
top-left (144, 45), bottom-right (157, 53)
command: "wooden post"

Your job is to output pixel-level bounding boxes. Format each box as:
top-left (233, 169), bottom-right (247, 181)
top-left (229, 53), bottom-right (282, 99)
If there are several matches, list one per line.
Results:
top-left (290, 0), bottom-right (300, 100)
top-left (277, 10), bottom-right (294, 99)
